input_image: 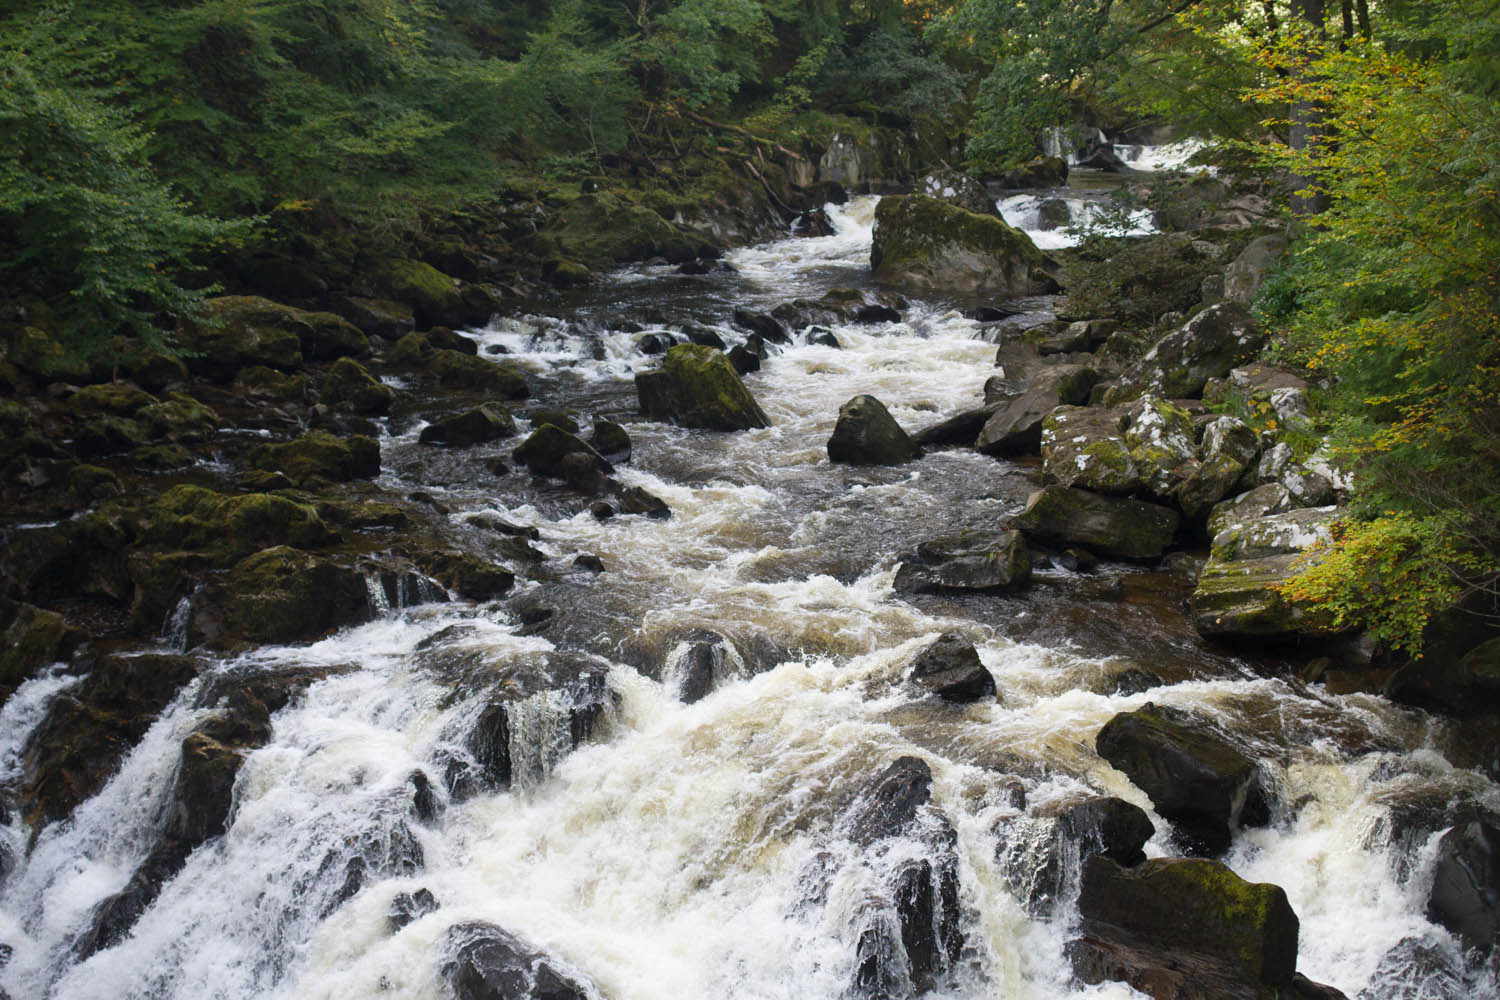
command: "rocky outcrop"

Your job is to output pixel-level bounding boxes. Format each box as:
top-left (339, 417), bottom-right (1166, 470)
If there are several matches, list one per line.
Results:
top-left (635, 344), bottom-right (771, 431)
top-left (1106, 303), bottom-right (1266, 404)
top-left (1011, 486), bottom-right (1179, 561)
top-left (894, 530), bottom-right (1031, 594)
top-left (1190, 506), bottom-right (1341, 640)
top-left (827, 395), bottom-right (916, 465)
top-left (0, 600), bottom-right (87, 702)
top-left (1095, 703), bottom-right (1269, 856)
top-left (1072, 856), bottom-right (1306, 1000)
top-left (870, 195), bottom-right (1057, 297)
top-left (905, 633), bottom-right (996, 703)
top-left (1039, 398), bottom-right (1198, 499)
top-left (189, 546), bottom-right (375, 649)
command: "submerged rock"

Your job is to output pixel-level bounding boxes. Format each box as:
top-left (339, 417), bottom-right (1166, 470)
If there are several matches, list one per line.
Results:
top-left (870, 195), bottom-right (1058, 297)
top-left (635, 344), bottom-right (771, 431)
top-left (995, 795), bottom-right (1154, 913)
top-left (1095, 703), bottom-right (1269, 856)
top-left (827, 395), bottom-right (916, 465)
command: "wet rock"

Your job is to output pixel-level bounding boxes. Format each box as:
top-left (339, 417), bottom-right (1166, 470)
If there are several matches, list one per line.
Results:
top-left (589, 502), bottom-right (614, 521)
top-left (249, 431), bottom-right (380, 484)
top-left (22, 653), bottom-right (204, 826)
top-left (299, 311), bottom-right (371, 362)
top-left (442, 921), bottom-right (597, 1000)
top-left (1071, 856), bottom-right (1301, 999)
top-left (190, 547), bottom-right (374, 649)
top-left (75, 836), bottom-right (194, 958)
top-left (827, 395), bottom-right (916, 466)
top-left (845, 756), bottom-right (934, 847)
top-left (0, 600), bottom-right (87, 702)
top-left (1011, 486), bottom-right (1179, 561)
top-left (727, 343), bottom-right (761, 374)
top-left (1107, 303), bottom-right (1266, 404)
top-left (870, 195), bottom-right (1058, 297)
top-left (514, 423), bottom-right (613, 487)
top-left (1191, 507), bottom-right (1341, 640)
top-left (996, 796), bottom-right (1154, 913)
top-left (377, 260), bottom-right (465, 328)
top-left (430, 350), bottom-right (530, 399)
top-left (854, 303), bottom-right (902, 324)
top-left (681, 323), bottom-right (725, 349)
top-left (994, 156), bottom-right (1069, 189)
top-left (635, 344), bottom-right (771, 431)
top-left (139, 485), bottom-right (339, 567)
top-left (1426, 820), bottom-right (1500, 954)
top-left (905, 633), bottom-right (996, 703)
top-left (805, 326), bottom-right (842, 348)
top-left (320, 357), bottom-right (394, 415)
top-left (389, 888), bottom-right (439, 933)
top-left (894, 530), bottom-right (1031, 594)
top-left (1362, 938), bottom-right (1464, 1000)
top-left (913, 405), bottom-right (1000, 449)
top-left (635, 332), bottom-right (677, 355)
top-left (1385, 636), bottom-right (1500, 718)
top-left (590, 418), bottom-right (631, 462)
top-left (613, 485), bottom-right (671, 519)
top-left (572, 554), bottom-right (605, 575)
top-left (415, 550), bottom-right (517, 602)
top-left (1095, 703), bottom-right (1270, 856)
top-left (419, 404), bottom-right (518, 446)
top-left (731, 308), bottom-right (791, 344)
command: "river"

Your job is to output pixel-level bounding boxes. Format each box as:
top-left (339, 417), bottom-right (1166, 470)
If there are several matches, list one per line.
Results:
top-left (1, 170), bottom-right (1495, 1000)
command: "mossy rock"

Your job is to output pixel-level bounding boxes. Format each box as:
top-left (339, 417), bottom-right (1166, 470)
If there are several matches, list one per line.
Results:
top-left (1106, 302), bottom-right (1266, 405)
top-left (0, 600), bottom-right (87, 697)
top-left (74, 415), bottom-right (150, 458)
top-left (378, 260), bottom-right (462, 328)
top-left (321, 358), bottom-right (394, 416)
top-left (425, 327), bottom-right (479, 355)
top-left (233, 366), bottom-right (311, 402)
top-left (248, 431), bottom-right (380, 484)
top-left (140, 394), bottom-right (221, 442)
top-left (311, 497), bottom-right (409, 531)
top-left (870, 195), bottom-right (1057, 297)
top-left (70, 383), bottom-right (157, 416)
top-left (143, 484), bottom-right (339, 564)
top-left (419, 405), bottom-right (518, 446)
top-left (1075, 856), bottom-right (1299, 993)
top-left (195, 546), bottom-right (373, 648)
top-left (335, 296), bottom-right (416, 340)
top-left (68, 463), bottom-right (122, 503)
top-left (12, 326), bottom-right (91, 382)
top-left (536, 192), bottom-right (718, 268)
top-left (513, 423), bottom-right (611, 479)
top-left (430, 350), bottom-right (530, 399)
top-left (384, 331), bottom-right (436, 367)
top-left (1189, 552), bottom-right (1339, 639)
top-left (542, 257), bottom-right (592, 287)
top-left (132, 443), bottom-right (197, 471)
top-left (122, 349), bottom-right (189, 392)
top-left (182, 296), bottom-right (309, 380)
top-left (1011, 485), bottom-right (1179, 560)
top-left (300, 310), bottom-right (371, 362)
top-left (635, 344), bottom-right (771, 431)
top-left (414, 549), bottom-right (516, 601)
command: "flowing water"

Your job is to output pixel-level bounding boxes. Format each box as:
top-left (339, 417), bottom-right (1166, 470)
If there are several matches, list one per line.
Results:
top-left (2, 191), bottom-right (1497, 1000)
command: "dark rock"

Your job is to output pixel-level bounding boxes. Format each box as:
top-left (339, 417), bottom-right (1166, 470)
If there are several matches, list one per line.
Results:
top-left (1112, 668), bottom-right (1162, 696)
top-left (1107, 302), bottom-right (1266, 404)
top-left (805, 327), bottom-right (843, 347)
top-left (613, 486), bottom-right (670, 519)
top-left (635, 344), bottom-right (771, 431)
top-left (558, 452), bottom-right (610, 495)
top-left (514, 424), bottom-right (613, 481)
top-left (190, 547), bottom-right (374, 648)
top-left (75, 836), bottom-right (193, 958)
top-left (1095, 703), bottom-right (1270, 856)
top-left (681, 324), bottom-right (726, 349)
top-left (853, 304), bottom-right (902, 324)
top-left (333, 296), bottom-right (415, 340)
top-left (0, 600), bottom-right (87, 701)
top-left (1426, 821), bottom-right (1500, 954)
top-left (389, 888), bottom-right (439, 933)
top-left (994, 156), bottom-right (1069, 189)
top-left (871, 195), bottom-right (1057, 297)
top-left (1011, 486), bottom-right (1179, 561)
top-left (827, 395), bottom-right (916, 465)
top-left (320, 357), bottom-right (394, 415)
top-left (977, 365), bottom-right (1101, 456)
top-left (178, 296), bottom-right (307, 380)
top-left (913, 405), bottom-right (999, 448)
top-left (1075, 145), bottom-right (1128, 171)
top-left (589, 502), bottom-right (615, 521)
top-left (415, 550), bottom-right (516, 602)
top-left (1385, 636), bottom-right (1500, 719)
top-left (1072, 856), bottom-right (1300, 999)
top-left (996, 796), bottom-right (1154, 913)
top-left (731, 309), bottom-right (791, 344)
top-left (727, 344), bottom-right (761, 374)
top-left (442, 921), bottom-right (596, 1000)
top-left (844, 756), bottom-right (933, 847)
top-left (636, 332), bottom-right (677, 355)
top-left (419, 405), bottom-right (518, 446)
top-left (1058, 547), bottom-right (1098, 573)
top-left (572, 554), bottom-right (605, 574)
top-left (906, 633), bottom-right (996, 703)
top-left (894, 530), bottom-right (1031, 594)
top-left (430, 350), bottom-right (530, 399)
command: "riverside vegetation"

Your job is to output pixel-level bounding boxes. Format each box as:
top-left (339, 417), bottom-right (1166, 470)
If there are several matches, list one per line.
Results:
top-left (2, 2), bottom-right (1499, 1000)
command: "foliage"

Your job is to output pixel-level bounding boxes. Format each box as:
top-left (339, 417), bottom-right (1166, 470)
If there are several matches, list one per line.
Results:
top-left (0, 40), bottom-right (247, 357)
top-left (1256, 24), bottom-right (1500, 652)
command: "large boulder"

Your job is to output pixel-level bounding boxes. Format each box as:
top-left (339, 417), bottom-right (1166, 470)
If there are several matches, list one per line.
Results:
top-left (1072, 856), bottom-right (1303, 1000)
top-left (320, 357), bottom-right (394, 415)
top-left (1190, 507), bottom-right (1341, 639)
top-left (1038, 397), bottom-right (1199, 500)
top-left (894, 530), bottom-right (1031, 594)
top-left (377, 260), bottom-right (464, 328)
top-left (1175, 417), bottom-right (1260, 521)
top-left (994, 156), bottom-right (1069, 189)
top-left (1011, 485), bottom-right (1179, 561)
top-left (1095, 703), bottom-right (1270, 856)
top-left (827, 395), bottom-right (916, 465)
top-left (1426, 821), bottom-right (1500, 954)
top-left (513, 423), bottom-right (613, 490)
top-left (443, 922), bottom-right (598, 1000)
top-left (180, 296), bottom-right (308, 380)
top-left (419, 405), bottom-right (518, 446)
top-left (635, 344), bottom-right (771, 431)
top-left (1107, 303), bottom-right (1266, 404)
top-left (870, 195), bottom-right (1057, 297)
top-left (916, 168), bottom-right (998, 216)
top-left (1225, 235), bottom-right (1288, 306)
top-left (905, 633), bottom-right (996, 703)
top-left (189, 547), bottom-right (374, 649)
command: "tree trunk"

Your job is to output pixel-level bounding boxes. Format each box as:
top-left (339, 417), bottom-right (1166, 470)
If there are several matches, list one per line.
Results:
top-left (1289, 0), bottom-right (1331, 216)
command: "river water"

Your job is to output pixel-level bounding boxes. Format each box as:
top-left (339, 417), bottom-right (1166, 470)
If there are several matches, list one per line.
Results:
top-left (1, 185), bottom-right (1496, 1000)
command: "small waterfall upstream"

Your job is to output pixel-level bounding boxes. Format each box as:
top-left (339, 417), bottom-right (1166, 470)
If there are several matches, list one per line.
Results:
top-left (2, 182), bottom-right (1496, 1000)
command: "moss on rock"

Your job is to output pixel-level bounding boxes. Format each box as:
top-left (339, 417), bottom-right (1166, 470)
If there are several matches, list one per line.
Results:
top-left (870, 194), bottom-right (1057, 297)
top-left (248, 431), bottom-right (380, 484)
top-left (635, 344), bottom-right (771, 431)
top-left (144, 485), bottom-right (339, 565)
top-left (182, 296), bottom-right (309, 380)
top-left (321, 358), bottom-right (394, 415)
top-left (430, 350), bottom-right (530, 399)
top-left (379, 260), bottom-right (463, 328)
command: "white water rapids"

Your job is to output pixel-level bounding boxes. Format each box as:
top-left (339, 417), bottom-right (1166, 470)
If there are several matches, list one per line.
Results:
top-left (2, 195), bottom-right (1496, 1000)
